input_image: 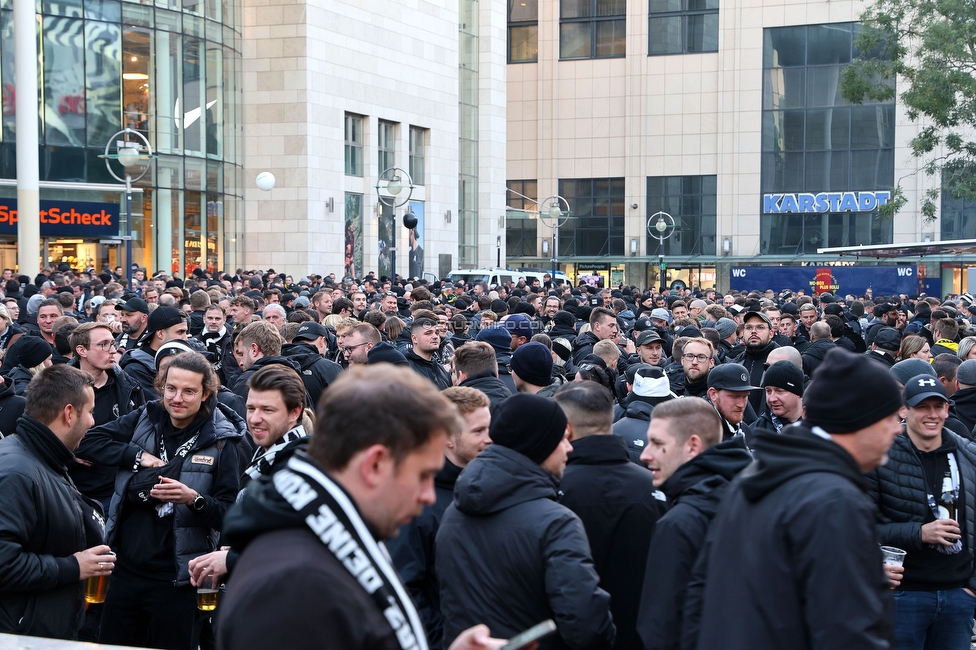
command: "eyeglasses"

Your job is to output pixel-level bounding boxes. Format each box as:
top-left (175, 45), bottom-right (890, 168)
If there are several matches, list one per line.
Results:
top-left (682, 353), bottom-right (711, 363)
top-left (164, 385), bottom-right (200, 399)
top-left (743, 324), bottom-right (769, 332)
top-left (93, 341), bottom-right (118, 351)
top-left (342, 341), bottom-right (370, 355)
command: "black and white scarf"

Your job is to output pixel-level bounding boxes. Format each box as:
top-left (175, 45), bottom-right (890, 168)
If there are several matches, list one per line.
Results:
top-left (244, 425), bottom-right (308, 481)
top-left (272, 452), bottom-right (428, 650)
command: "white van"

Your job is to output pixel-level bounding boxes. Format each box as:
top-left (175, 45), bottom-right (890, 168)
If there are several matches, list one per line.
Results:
top-left (521, 270), bottom-right (572, 288)
top-left (444, 269), bottom-right (526, 288)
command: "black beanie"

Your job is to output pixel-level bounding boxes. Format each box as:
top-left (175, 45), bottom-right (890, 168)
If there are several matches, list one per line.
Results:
top-left (803, 348), bottom-right (902, 433)
top-left (761, 360), bottom-right (804, 397)
top-left (17, 337), bottom-right (53, 368)
top-left (511, 342), bottom-right (553, 387)
top-left (489, 393), bottom-right (567, 465)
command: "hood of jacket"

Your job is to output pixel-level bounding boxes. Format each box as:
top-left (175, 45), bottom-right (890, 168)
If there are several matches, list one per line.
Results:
top-left (573, 330), bottom-right (600, 351)
top-left (249, 354), bottom-right (304, 376)
top-left (452, 444), bottom-right (560, 517)
top-left (804, 337), bottom-right (835, 359)
top-left (548, 323), bottom-right (579, 340)
top-left (660, 437), bottom-right (752, 505)
top-left (280, 341), bottom-right (324, 368)
top-left (738, 425), bottom-right (866, 502)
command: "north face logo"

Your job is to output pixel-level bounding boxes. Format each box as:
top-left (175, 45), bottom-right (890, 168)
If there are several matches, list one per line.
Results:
top-left (633, 439), bottom-right (645, 447)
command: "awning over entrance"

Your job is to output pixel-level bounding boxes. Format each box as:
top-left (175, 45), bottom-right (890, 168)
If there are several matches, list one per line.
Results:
top-left (817, 239), bottom-right (976, 258)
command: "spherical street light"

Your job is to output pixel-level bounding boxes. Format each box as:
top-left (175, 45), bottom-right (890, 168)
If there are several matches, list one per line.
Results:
top-left (256, 172), bottom-right (276, 192)
top-left (655, 217), bottom-right (667, 233)
top-left (117, 144), bottom-right (141, 168)
top-left (387, 177), bottom-right (403, 196)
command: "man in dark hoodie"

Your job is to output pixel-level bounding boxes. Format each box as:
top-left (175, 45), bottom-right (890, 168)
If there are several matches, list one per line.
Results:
top-left (950, 359), bottom-right (976, 436)
top-left (557, 381), bottom-right (664, 650)
top-left (801, 321), bottom-right (835, 377)
top-left (406, 317), bottom-right (452, 390)
top-left (387, 386), bottom-right (492, 650)
top-left (119, 306), bottom-right (189, 400)
top-left (437, 393), bottom-right (616, 650)
top-left (475, 325), bottom-right (517, 393)
top-left (279, 321), bottom-right (342, 408)
top-left (636, 397), bottom-right (751, 650)
top-left (686, 348), bottom-right (902, 650)
top-left (572, 307), bottom-right (619, 366)
top-left (732, 310), bottom-right (778, 414)
top-left (231, 321), bottom-right (311, 406)
top-left (452, 341), bottom-right (511, 407)
top-left (613, 365), bottom-right (675, 463)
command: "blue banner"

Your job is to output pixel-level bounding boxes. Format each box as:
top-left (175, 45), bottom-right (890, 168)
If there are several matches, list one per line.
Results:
top-left (729, 265), bottom-right (920, 296)
top-left (0, 198), bottom-right (120, 237)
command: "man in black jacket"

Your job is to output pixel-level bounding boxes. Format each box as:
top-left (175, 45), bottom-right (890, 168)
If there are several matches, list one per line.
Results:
top-left (751, 360), bottom-right (804, 433)
top-left (732, 310), bottom-right (778, 414)
top-left (687, 348), bottom-right (902, 650)
top-left (613, 365), bottom-right (674, 463)
top-left (572, 307), bottom-right (619, 366)
top-left (453, 341), bottom-right (511, 407)
top-left (636, 398), bottom-right (751, 650)
top-left (867, 374), bottom-right (976, 648)
top-left (437, 393), bottom-right (616, 650)
top-left (232, 320), bottom-right (312, 406)
top-left (0, 365), bottom-right (116, 640)
top-left (387, 386), bottom-right (492, 650)
top-left (950, 359), bottom-right (976, 436)
top-left (801, 321), bottom-right (835, 377)
top-left (556, 381), bottom-right (664, 650)
top-left (279, 322), bottom-right (343, 409)
top-left (216, 365), bottom-right (500, 650)
top-left (119, 306), bottom-right (189, 400)
top-left (406, 317), bottom-right (451, 390)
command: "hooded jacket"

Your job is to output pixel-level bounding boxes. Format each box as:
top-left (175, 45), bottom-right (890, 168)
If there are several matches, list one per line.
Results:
top-left (436, 445), bottom-right (615, 650)
top-left (405, 350), bottom-right (452, 390)
top-left (459, 371), bottom-right (512, 408)
top-left (0, 379), bottom-right (26, 438)
top-left (612, 397), bottom-right (672, 465)
top-left (280, 341), bottom-right (343, 408)
top-left (560, 435), bottom-right (665, 650)
top-left (572, 331), bottom-right (602, 366)
top-left (119, 344), bottom-right (159, 399)
top-left (0, 417), bottom-right (88, 639)
top-left (733, 339), bottom-right (779, 414)
top-left (951, 387), bottom-right (976, 439)
top-left (216, 456), bottom-right (406, 650)
top-left (232, 355), bottom-right (313, 405)
top-left (684, 426), bottom-right (893, 650)
top-left (801, 337), bottom-right (836, 377)
top-left (636, 438), bottom-right (751, 650)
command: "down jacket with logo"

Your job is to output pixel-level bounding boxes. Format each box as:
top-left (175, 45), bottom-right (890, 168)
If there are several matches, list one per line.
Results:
top-left (436, 444), bottom-right (615, 650)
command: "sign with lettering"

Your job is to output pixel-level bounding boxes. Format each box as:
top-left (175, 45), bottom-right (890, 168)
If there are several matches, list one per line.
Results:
top-left (0, 198), bottom-right (119, 237)
top-left (730, 265), bottom-right (919, 296)
top-left (762, 191), bottom-right (892, 214)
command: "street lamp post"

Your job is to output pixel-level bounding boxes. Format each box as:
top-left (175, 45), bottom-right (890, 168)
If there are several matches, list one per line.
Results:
top-left (375, 166), bottom-right (416, 281)
top-left (102, 129), bottom-right (152, 289)
top-left (647, 211), bottom-right (675, 292)
top-left (540, 195), bottom-right (570, 282)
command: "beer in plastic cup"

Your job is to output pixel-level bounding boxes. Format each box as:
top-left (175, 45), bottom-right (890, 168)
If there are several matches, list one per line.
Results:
top-left (197, 574), bottom-right (219, 611)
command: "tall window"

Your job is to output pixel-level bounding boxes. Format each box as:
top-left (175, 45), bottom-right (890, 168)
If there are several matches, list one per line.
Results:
top-left (509, 0), bottom-right (539, 62)
top-left (649, 0), bottom-right (718, 55)
top-left (344, 113), bottom-right (363, 176)
top-left (506, 180), bottom-right (539, 257)
top-left (409, 127), bottom-right (427, 184)
top-left (560, 0), bottom-right (626, 60)
top-left (556, 178), bottom-right (625, 256)
top-left (761, 23), bottom-right (895, 254)
top-left (378, 120), bottom-right (396, 173)
top-left (646, 176), bottom-right (717, 256)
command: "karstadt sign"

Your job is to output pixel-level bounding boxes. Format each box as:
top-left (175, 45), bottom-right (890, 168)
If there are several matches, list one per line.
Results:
top-left (763, 191), bottom-right (892, 214)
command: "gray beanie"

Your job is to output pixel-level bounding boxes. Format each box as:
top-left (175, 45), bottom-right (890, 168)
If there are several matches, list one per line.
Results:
top-left (890, 358), bottom-right (937, 386)
top-left (715, 318), bottom-right (737, 340)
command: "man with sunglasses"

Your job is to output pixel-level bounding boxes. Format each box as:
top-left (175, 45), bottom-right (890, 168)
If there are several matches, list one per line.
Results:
top-left (68, 322), bottom-right (145, 509)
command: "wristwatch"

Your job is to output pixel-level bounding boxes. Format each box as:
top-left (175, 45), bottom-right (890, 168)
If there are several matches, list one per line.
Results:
top-left (191, 494), bottom-right (205, 511)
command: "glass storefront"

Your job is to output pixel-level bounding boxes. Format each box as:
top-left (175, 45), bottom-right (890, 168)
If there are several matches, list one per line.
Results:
top-left (0, 0), bottom-right (241, 274)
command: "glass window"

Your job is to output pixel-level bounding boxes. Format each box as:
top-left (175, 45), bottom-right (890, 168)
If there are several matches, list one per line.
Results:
top-left (85, 20), bottom-right (122, 148)
top-left (509, 0), bottom-right (538, 63)
top-left (409, 126), bottom-right (426, 184)
top-left (344, 113), bottom-right (363, 176)
top-left (506, 180), bottom-right (538, 258)
top-left (344, 193), bottom-right (363, 280)
top-left (183, 37), bottom-right (205, 155)
top-left (646, 175), bottom-right (717, 256)
top-left (377, 120), bottom-right (396, 173)
top-left (649, 0), bottom-right (718, 55)
top-left (557, 178), bottom-right (625, 256)
top-left (560, 0), bottom-right (625, 60)
top-left (43, 15), bottom-right (87, 147)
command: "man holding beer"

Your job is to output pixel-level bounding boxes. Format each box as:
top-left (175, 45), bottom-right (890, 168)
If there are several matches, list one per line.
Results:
top-left (868, 374), bottom-right (976, 648)
top-left (0, 364), bottom-right (116, 639)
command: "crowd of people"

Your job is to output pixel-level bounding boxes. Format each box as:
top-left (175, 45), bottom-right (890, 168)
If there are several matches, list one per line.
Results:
top-left (2, 262), bottom-right (976, 650)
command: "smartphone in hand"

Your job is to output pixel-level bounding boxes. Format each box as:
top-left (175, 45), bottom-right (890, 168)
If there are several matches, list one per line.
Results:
top-left (499, 620), bottom-right (557, 650)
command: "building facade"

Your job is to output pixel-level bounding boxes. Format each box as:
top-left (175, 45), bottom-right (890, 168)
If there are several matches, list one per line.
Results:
top-left (1, 0), bottom-right (244, 275)
top-left (504, 0), bottom-right (964, 292)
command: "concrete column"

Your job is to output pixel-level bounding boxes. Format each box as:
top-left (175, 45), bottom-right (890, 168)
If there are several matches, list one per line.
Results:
top-left (14, 0), bottom-right (40, 278)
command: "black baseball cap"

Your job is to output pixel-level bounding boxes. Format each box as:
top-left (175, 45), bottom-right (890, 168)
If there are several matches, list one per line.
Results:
top-left (146, 306), bottom-right (185, 335)
top-left (874, 327), bottom-right (902, 352)
top-left (294, 322), bottom-right (328, 342)
top-left (707, 363), bottom-right (761, 392)
top-left (635, 330), bottom-right (663, 347)
top-left (116, 297), bottom-right (149, 314)
top-left (903, 374), bottom-right (949, 407)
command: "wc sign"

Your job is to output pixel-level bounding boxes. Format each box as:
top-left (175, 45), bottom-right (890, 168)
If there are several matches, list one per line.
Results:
top-left (763, 191), bottom-right (892, 214)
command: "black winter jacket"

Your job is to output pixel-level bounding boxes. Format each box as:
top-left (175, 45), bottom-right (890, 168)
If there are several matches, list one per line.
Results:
top-left (436, 445), bottom-right (615, 650)
top-left (866, 429), bottom-right (976, 591)
top-left (733, 340), bottom-right (778, 414)
top-left (496, 351), bottom-right (518, 393)
top-left (560, 435), bottom-right (665, 650)
top-left (801, 338), bottom-right (835, 377)
top-left (572, 331), bottom-right (601, 366)
top-left (280, 342), bottom-right (343, 409)
top-left (232, 356), bottom-right (313, 405)
top-left (636, 438), bottom-right (751, 650)
top-left (405, 351), bottom-right (452, 390)
top-left (0, 418), bottom-right (87, 639)
top-left (5, 366), bottom-right (35, 396)
top-left (612, 397), bottom-right (671, 464)
top-left (119, 345), bottom-right (158, 399)
top-left (685, 426), bottom-right (894, 650)
top-left (0, 378), bottom-right (26, 438)
top-left (217, 456), bottom-right (406, 650)
top-left (950, 387), bottom-right (976, 439)
top-left (459, 371), bottom-right (512, 408)
top-left (386, 458), bottom-right (463, 650)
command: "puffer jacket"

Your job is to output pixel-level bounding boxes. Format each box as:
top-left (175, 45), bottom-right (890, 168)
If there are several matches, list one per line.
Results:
top-left (572, 331), bottom-right (601, 366)
top-left (866, 429), bottom-right (976, 591)
top-left (436, 445), bottom-right (615, 650)
top-left (280, 342), bottom-right (343, 409)
top-left (80, 399), bottom-right (246, 585)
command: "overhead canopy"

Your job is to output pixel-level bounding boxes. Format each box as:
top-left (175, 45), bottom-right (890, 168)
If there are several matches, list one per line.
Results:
top-left (817, 239), bottom-right (976, 258)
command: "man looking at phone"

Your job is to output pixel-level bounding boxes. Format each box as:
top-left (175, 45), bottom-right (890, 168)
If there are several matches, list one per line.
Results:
top-left (78, 351), bottom-right (246, 650)
top-left (437, 393), bottom-right (616, 650)
top-left (0, 365), bottom-right (116, 640)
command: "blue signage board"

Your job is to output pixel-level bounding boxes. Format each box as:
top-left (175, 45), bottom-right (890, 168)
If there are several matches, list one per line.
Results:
top-left (0, 198), bottom-right (120, 237)
top-left (729, 265), bottom-right (919, 296)
top-left (763, 191), bottom-right (892, 214)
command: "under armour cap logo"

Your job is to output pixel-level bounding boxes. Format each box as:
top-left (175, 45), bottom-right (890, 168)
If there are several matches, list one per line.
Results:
top-left (918, 378), bottom-right (938, 387)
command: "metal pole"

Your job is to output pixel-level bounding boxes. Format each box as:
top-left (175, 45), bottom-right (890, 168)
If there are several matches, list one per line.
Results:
top-left (14, 0), bottom-right (40, 279)
top-left (391, 212), bottom-right (397, 282)
top-left (658, 243), bottom-right (665, 293)
top-left (552, 225), bottom-right (558, 281)
top-left (125, 174), bottom-right (133, 289)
